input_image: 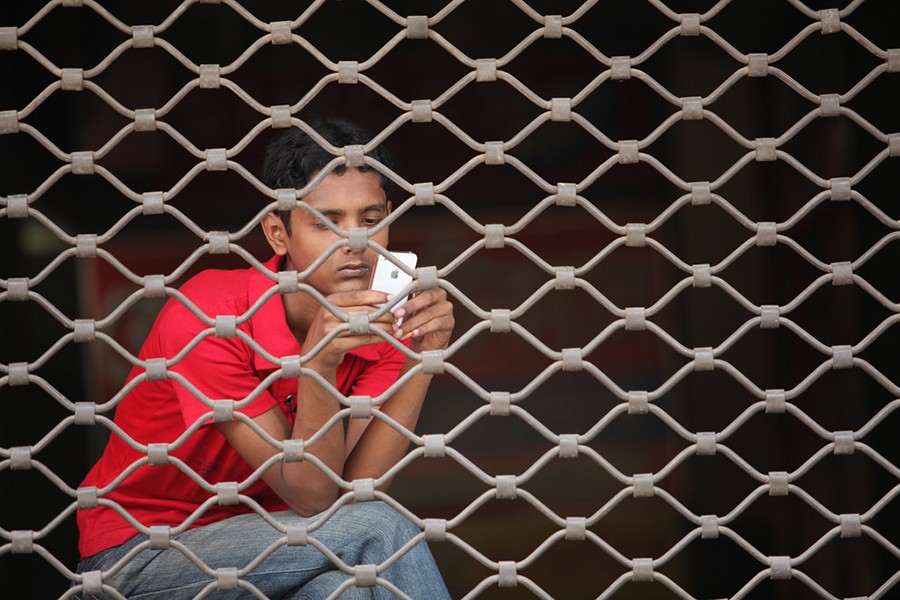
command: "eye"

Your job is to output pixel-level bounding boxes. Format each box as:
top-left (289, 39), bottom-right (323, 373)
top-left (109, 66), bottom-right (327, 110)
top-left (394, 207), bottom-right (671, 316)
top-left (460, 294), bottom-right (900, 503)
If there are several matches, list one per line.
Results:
top-left (312, 220), bottom-right (338, 231)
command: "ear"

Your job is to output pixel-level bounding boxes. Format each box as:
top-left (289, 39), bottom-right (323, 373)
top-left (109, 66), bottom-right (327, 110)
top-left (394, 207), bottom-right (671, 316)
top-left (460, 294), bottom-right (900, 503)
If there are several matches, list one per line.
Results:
top-left (261, 212), bottom-right (289, 256)
top-left (383, 201), bottom-right (392, 247)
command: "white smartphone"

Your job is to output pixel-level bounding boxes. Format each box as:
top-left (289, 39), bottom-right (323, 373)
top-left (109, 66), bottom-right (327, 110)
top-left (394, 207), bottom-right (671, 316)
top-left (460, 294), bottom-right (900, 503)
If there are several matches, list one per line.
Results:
top-left (370, 251), bottom-right (417, 311)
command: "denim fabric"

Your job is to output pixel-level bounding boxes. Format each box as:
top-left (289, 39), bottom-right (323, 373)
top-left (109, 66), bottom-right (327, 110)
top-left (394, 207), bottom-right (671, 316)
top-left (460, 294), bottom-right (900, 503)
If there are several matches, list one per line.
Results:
top-left (76, 502), bottom-right (449, 599)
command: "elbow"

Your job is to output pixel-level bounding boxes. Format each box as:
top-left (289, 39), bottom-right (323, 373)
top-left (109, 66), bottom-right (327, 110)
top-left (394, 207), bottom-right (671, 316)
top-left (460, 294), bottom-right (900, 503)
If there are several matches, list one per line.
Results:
top-left (290, 497), bottom-right (336, 517)
top-left (286, 487), bottom-right (340, 517)
top-left (276, 462), bottom-right (342, 516)
top-left (275, 455), bottom-right (349, 516)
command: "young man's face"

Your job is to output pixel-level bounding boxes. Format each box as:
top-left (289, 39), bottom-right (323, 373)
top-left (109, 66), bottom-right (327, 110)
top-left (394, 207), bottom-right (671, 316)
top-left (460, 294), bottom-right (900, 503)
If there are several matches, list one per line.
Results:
top-left (273, 168), bottom-right (390, 295)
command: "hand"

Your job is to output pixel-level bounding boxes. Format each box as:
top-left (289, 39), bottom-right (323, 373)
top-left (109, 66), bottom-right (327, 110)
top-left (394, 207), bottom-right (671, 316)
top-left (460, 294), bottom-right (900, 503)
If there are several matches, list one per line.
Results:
top-left (303, 290), bottom-right (396, 371)
top-left (392, 288), bottom-right (455, 354)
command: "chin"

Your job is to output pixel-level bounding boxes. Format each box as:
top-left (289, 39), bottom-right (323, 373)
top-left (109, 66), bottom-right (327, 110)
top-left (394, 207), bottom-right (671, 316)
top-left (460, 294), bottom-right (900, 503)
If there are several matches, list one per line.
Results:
top-left (335, 279), bottom-right (370, 293)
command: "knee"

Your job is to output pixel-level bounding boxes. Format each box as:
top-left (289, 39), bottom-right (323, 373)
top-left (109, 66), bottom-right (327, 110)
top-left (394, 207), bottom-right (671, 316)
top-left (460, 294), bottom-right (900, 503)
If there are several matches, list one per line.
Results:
top-left (360, 501), bottom-right (418, 532)
top-left (350, 501), bottom-right (421, 549)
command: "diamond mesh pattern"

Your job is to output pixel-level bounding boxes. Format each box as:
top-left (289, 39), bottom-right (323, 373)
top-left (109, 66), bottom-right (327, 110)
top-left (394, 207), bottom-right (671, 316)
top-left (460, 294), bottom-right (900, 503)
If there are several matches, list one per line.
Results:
top-left (1, 0), bottom-right (898, 598)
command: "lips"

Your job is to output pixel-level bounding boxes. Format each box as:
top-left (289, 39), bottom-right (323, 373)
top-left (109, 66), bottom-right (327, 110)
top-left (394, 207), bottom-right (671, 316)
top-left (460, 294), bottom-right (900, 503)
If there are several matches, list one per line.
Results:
top-left (337, 262), bottom-right (370, 278)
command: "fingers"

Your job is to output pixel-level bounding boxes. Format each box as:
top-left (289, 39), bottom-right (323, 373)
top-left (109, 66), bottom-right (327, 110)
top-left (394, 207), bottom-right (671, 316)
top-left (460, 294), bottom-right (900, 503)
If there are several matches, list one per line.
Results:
top-left (305, 291), bottom-right (401, 371)
top-left (317, 288), bottom-right (453, 347)
top-left (326, 289), bottom-right (391, 309)
top-left (392, 289), bottom-right (454, 344)
top-left (306, 286), bottom-right (454, 374)
top-left (394, 288), bottom-right (443, 318)
top-left (320, 309), bottom-right (395, 337)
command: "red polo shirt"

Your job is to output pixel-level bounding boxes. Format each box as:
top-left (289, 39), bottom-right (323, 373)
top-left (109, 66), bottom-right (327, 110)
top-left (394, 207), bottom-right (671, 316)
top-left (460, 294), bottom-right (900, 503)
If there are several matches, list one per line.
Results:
top-left (77, 255), bottom-right (406, 558)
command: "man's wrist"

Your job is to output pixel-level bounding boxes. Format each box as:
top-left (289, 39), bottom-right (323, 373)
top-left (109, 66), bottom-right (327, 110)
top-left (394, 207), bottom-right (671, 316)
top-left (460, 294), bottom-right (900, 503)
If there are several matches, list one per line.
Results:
top-left (303, 355), bottom-right (341, 378)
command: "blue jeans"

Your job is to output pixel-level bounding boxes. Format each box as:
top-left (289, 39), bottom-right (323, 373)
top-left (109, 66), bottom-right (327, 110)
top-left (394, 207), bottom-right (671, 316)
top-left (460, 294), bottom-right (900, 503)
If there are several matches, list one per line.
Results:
top-left (76, 502), bottom-right (450, 599)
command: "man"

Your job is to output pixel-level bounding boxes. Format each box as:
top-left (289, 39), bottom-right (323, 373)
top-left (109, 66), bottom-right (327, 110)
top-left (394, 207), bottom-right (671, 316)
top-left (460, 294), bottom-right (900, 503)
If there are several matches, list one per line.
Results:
top-left (75, 118), bottom-right (454, 598)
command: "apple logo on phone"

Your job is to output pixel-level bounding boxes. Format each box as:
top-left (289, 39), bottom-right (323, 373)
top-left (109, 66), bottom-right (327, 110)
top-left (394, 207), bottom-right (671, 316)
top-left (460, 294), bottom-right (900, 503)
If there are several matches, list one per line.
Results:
top-left (371, 252), bottom-right (417, 311)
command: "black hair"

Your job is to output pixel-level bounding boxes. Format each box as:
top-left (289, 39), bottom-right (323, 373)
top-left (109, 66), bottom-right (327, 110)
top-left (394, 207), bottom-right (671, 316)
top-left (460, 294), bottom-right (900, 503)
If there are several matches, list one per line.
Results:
top-left (262, 117), bottom-right (394, 236)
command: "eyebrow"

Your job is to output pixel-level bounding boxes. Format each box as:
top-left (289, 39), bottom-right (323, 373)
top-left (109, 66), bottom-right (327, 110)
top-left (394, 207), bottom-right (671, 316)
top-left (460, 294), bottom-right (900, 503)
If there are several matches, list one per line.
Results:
top-left (315, 203), bottom-right (388, 218)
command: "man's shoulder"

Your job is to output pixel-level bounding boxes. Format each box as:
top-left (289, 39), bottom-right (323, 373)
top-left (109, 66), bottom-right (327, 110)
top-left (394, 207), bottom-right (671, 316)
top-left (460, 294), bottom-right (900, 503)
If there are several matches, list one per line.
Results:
top-left (178, 257), bottom-right (280, 308)
top-left (180, 267), bottom-right (250, 298)
top-left (184, 261), bottom-right (275, 304)
top-left (154, 266), bottom-right (258, 328)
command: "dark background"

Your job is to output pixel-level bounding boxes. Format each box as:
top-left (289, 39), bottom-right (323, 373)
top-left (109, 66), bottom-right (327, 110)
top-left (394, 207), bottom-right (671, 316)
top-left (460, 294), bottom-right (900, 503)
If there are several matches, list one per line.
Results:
top-left (1, 0), bottom-right (898, 598)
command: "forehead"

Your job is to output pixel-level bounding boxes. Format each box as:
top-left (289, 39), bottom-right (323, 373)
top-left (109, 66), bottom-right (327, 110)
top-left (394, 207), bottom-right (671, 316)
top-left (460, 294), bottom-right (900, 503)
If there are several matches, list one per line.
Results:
top-left (300, 169), bottom-right (386, 212)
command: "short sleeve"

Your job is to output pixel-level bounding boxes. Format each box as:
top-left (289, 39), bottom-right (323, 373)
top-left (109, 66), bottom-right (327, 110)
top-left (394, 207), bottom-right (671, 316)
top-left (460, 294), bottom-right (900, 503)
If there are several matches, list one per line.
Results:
top-left (158, 297), bottom-right (277, 426)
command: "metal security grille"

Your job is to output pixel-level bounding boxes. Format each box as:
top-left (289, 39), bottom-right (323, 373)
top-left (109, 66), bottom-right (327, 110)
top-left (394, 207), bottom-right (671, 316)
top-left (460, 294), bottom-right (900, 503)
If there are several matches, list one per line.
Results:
top-left (1, 0), bottom-right (898, 598)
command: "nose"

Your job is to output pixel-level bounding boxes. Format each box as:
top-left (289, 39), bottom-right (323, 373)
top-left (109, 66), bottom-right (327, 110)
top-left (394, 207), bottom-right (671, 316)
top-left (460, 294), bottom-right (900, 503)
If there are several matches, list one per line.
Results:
top-left (341, 226), bottom-right (370, 254)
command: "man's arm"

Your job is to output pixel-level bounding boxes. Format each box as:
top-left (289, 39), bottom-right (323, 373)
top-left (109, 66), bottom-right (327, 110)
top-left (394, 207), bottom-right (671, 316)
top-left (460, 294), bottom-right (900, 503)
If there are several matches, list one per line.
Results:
top-left (215, 364), bottom-right (355, 516)
top-left (343, 287), bottom-right (454, 486)
top-left (216, 287), bottom-right (453, 516)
